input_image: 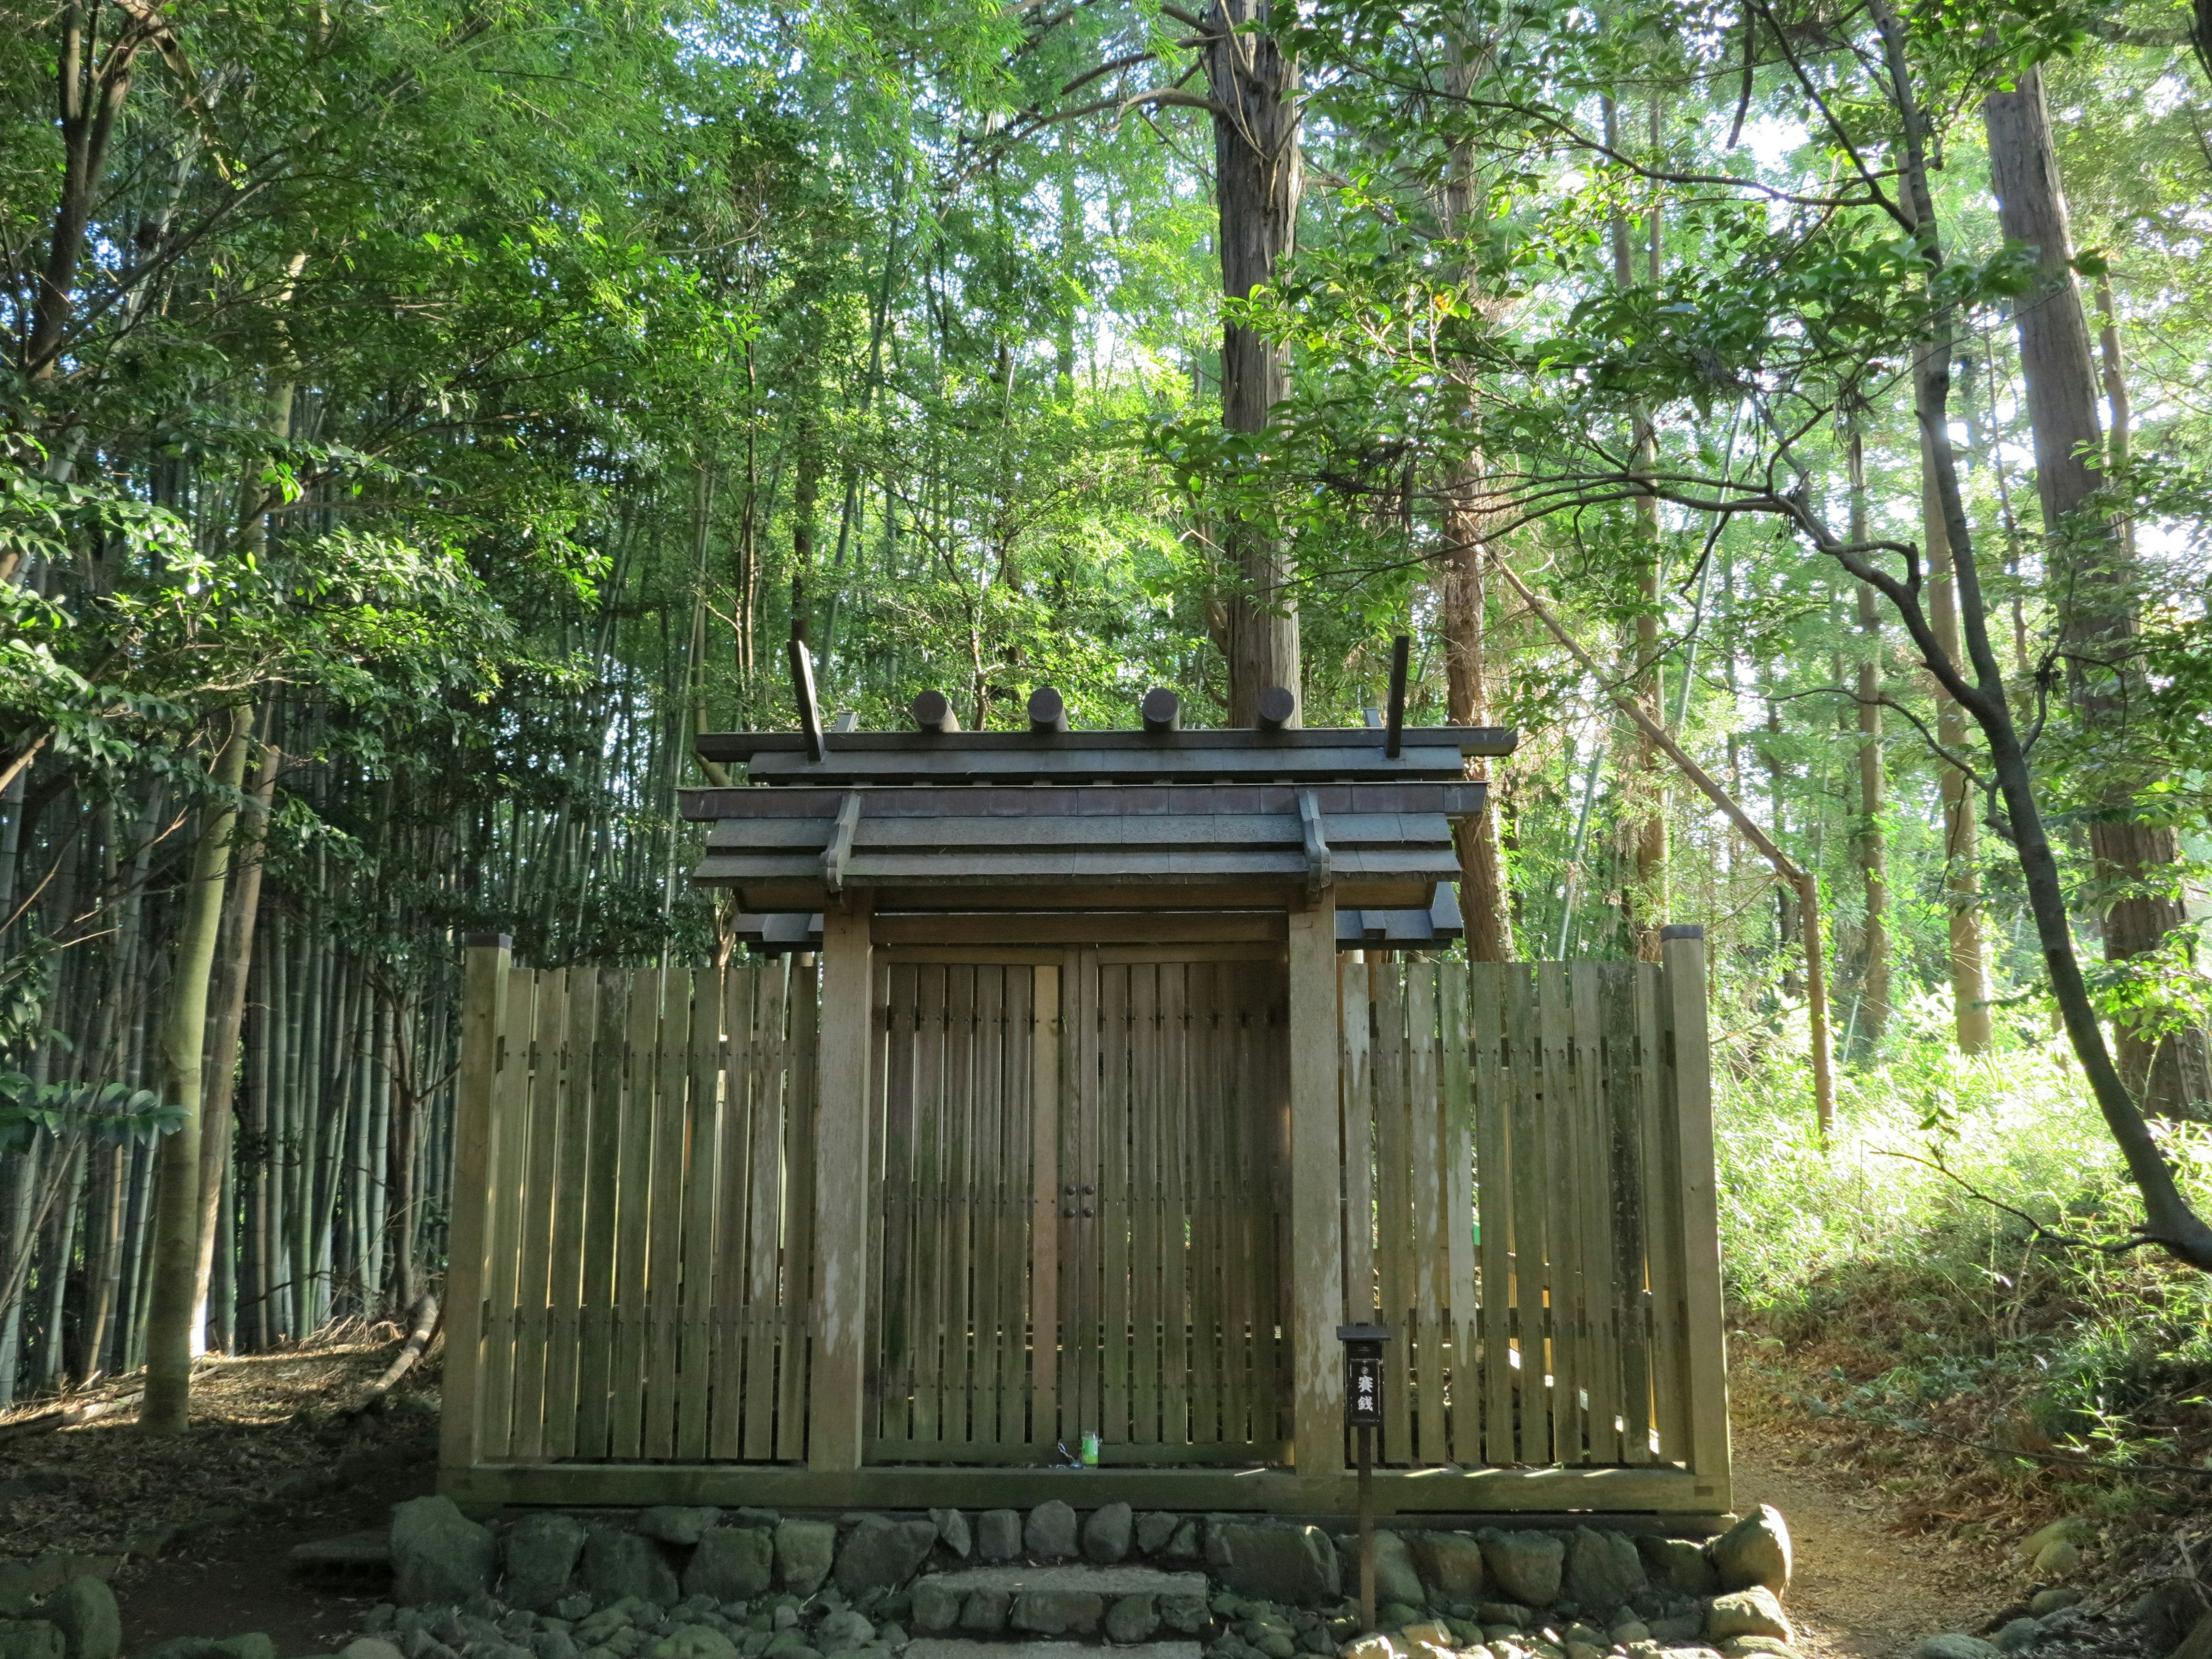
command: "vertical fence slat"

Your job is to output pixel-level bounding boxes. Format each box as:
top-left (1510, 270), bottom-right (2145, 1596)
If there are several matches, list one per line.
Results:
top-left (541, 969), bottom-right (596, 1461)
top-left (438, 936), bottom-right (509, 1482)
top-left (571, 972), bottom-right (625, 1459)
top-left (709, 967), bottom-right (755, 1459)
top-left (1028, 961), bottom-right (1061, 1449)
top-left (1602, 965), bottom-right (1654, 1466)
top-left (1503, 966), bottom-right (1551, 1464)
top-left (996, 967), bottom-right (1031, 1449)
top-left (606, 968), bottom-right (661, 1460)
top-left (742, 964), bottom-right (789, 1459)
top-left (1440, 963), bottom-right (1477, 1466)
top-left (1468, 963), bottom-right (1514, 1465)
top-left (1129, 965), bottom-right (1161, 1446)
top-left (1407, 962), bottom-right (1446, 1465)
top-left (475, 967), bottom-right (537, 1461)
top-left (676, 965), bottom-right (722, 1462)
top-left (1665, 932), bottom-right (1731, 1504)
top-left (1372, 961), bottom-right (1412, 1463)
top-left (973, 966), bottom-right (1009, 1446)
top-left (1570, 963), bottom-right (1620, 1465)
top-left (946, 967), bottom-right (979, 1445)
top-left (876, 963), bottom-right (917, 1444)
top-left (509, 967), bottom-right (569, 1461)
top-left (1101, 965), bottom-right (1131, 1444)
top-left (913, 965), bottom-right (949, 1443)
top-left (1158, 964), bottom-right (1191, 1448)
top-left (643, 969), bottom-right (691, 1458)
top-left (777, 957), bottom-right (819, 1463)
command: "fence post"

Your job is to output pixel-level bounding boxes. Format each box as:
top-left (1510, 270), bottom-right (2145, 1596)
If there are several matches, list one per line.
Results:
top-left (439, 931), bottom-right (511, 1488)
top-left (810, 899), bottom-right (874, 1471)
top-left (1661, 923), bottom-right (1731, 1511)
top-left (1289, 895), bottom-right (1346, 1479)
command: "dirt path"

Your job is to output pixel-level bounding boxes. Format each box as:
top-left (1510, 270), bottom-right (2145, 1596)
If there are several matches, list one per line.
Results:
top-left (1733, 1433), bottom-right (2003, 1659)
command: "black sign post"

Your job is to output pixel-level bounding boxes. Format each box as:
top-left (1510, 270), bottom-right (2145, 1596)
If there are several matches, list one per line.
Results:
top-left (1338, 1324), bottom-right (1390, 1634)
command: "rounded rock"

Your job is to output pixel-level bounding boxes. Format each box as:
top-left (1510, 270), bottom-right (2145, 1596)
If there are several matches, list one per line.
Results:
top-left (1026, 1501), bottom-right (1080, 1561)
top-left (1709, 1506), bottom-right (1791, 1596)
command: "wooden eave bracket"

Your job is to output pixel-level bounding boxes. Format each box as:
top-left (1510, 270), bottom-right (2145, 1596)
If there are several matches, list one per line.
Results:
top-left (1298, 790), bottom-right (1332, 902)
top-left (823, 791), bottom-right (863, 900)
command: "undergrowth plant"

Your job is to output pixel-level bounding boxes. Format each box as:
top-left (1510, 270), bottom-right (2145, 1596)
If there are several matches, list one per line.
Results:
top-left (1717, 991), bottom-right (2212, 1533)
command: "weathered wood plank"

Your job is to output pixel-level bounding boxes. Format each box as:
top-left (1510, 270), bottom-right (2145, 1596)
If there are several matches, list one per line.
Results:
top-left (607, 968), bottom-right (662, 1461)
top-left (812, 902), bottom-right (877, 1472)
top-left (874, 963), bottom-right (918, 1443)
top-left (1407, 962), bottom-right (1446, 1465)
top-left (573, 971), bottom-right (627, 1460)
top-left (1535, 964), bottom-right (1580, 1464)
top-left (972, 966), bottom-right (1007, 1445)
top-left (1028, 962), bottom-right (1062, 1448)
top-left (743, 964), bottom-right (790, 1460)
top-left (910, 965), bottom-right (948, 1444)
top-left (438, 936), bottom-right (510, 1480)
top-left (1664, 931), bottom-right (1730, 1509)
top-left (1158, 964), bottom-right (1191, 1448)
top-left (709, 968), bottom-right (756, 1460)
top-left (1070, 948), bottom-right (1103, 1442)
top-left (543, 968), bottom-right (597, 1461)
top-left (643, 970), bottom-right (692, 1458)
top-left (1600, 966), bottom-right (1654, 1467)
top-left (1570, 963), bottom-right (1620, 1466)
top-left (1130, 964), bottom-right (1162, 1446)
top-left (1101, 964), bottom-right (1132, 1445)
top-left (509, 968), bottom-right (569, 1461)
top-left (1187, 963), bottom-right (1222, 1449)
top-left (777, 958), bottom-right (820, 1462)
top-left (944, 965), bottom-right (978, 1444)
top-left (1467, 963), bottom-right (1515, 1467)
top-left (1439, 964), bottom-right (1478, 1467)
top-left (476, 966), bottom-right (537, 1461)
top-left (998, 967), bottom-right (1032, 1449)
top-left (1339, 954), bottom-right (1375, 1340)
top-left (674, 967), bottom-right (721, 1463)
top-left (1502, 965), bottom-right (1551, 1466)
top-left (874, 912), bottom-right (1288, 947)
top-left (1287, 898), bottom-right (1344, 1478)
top-left (1372, 961), bottom-right (1412, 1464)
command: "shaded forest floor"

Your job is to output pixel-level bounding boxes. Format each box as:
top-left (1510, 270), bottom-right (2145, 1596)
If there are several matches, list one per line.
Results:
top-left (0, 1328), bottom-right (2180, 1657)
top-left (0, 1332), bottom-right (438, 1650)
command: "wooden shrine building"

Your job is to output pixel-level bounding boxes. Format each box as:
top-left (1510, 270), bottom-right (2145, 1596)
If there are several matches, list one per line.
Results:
top-left (438, 687), bottom-right (1730, 1521)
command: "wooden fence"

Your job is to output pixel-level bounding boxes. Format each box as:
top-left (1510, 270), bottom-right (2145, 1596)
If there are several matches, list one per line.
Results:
top-left (442, 934), bottom-right (1725, 1514)
top-left (441, 957), bottom-right (818, 1470)
top-left (1342, 956), bottom-right (1726, 1480)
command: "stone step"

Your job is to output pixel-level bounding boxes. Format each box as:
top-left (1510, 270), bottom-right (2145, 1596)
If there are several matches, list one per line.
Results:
top-left (288, 1530), bottom-right (393, 1585)
top-left (919, 1568), bottom-right (1210, 1598)
top-left (909, 1643), bottom-right (1200, 1659)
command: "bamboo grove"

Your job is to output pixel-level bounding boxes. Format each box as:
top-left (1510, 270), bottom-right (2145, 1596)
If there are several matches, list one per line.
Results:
top-left (2, 0), bottom-right (2210, 1407)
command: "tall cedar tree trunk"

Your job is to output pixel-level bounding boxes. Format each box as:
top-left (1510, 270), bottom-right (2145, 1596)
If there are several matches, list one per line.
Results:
top-left (1204, 0), bottom-right (1302, 724)
top-left (1984, 68), bottom-right (2210, 1116)
top-left (1604, 94), bottom-right (1666, 959)
top-left (1440, 36), bottom-right (1510, 960)
top-left (143, 706), bottom-right (253, 1432)
top-left (1846, 422), bottom-right (1891, 1048)
top-left (189, 724), bottom-right (279, 1349)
